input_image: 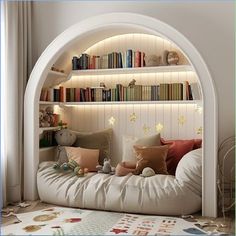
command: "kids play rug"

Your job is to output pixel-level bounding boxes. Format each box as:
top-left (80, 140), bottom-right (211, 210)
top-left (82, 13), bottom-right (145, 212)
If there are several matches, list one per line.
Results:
top-left (2, 207), bottom-right (209, 235)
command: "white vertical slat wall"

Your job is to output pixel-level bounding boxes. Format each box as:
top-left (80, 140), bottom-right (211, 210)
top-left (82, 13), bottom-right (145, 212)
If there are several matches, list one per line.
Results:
top-left (52, 33), bottom-right (202, 164)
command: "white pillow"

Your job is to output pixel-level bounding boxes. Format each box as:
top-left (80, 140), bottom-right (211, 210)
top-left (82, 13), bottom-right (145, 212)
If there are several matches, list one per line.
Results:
top-left (122, 133), bottom-right (161, 162)
top-left (175, 148), bottom-right (202, 196)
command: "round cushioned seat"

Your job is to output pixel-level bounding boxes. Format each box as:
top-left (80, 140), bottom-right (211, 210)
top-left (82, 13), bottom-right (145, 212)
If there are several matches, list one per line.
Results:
top-left (37, 148), bottom-right (202, 215)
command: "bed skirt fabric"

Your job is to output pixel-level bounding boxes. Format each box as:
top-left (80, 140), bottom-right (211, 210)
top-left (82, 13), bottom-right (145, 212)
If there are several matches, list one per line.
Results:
top-left (37, 149), bottom-right (202, 215)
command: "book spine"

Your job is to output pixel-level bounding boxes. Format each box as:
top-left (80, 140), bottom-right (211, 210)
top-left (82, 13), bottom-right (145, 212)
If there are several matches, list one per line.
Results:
top-left (75, 88), bottom-right (80, 102)
top-left (126, 49), bottom-right (132, 68)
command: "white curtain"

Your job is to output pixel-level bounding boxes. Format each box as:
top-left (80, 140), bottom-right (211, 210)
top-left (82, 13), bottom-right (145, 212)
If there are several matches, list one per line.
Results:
top-left (1, 1), bottom-right (32, 207)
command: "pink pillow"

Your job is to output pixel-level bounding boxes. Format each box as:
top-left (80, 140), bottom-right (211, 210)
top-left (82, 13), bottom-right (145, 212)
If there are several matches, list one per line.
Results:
top-left (65, 147), bottom-right (99, 172)
top-left (161, 138), bottom-right (195, 175)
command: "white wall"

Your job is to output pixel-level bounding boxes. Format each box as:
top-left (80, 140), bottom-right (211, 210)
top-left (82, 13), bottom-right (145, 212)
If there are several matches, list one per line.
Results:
top-left (32, 0), bottom-right (235, 145)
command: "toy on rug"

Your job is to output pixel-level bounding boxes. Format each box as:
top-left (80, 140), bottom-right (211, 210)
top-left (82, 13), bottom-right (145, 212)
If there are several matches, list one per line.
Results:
top-left (140, 167), bottom-right (155, 177)
top-left (96, 158), bottom-right (115, 174)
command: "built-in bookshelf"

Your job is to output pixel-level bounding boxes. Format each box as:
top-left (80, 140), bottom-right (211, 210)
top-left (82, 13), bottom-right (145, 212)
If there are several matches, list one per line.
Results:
top-left (39, 33), bottom-right (203, 158)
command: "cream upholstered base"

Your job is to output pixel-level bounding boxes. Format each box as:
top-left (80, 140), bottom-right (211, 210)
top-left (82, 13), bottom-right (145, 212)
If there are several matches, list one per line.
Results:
top-left (37, 149), bottom-right (202, 215)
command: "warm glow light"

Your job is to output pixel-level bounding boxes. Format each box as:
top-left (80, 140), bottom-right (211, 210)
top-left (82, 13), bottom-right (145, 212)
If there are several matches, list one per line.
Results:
top-left (129, 112), bottom-right (137, 122)
top-left (143, 124), bottom-right (151, 134)
top-left (155, 123), bottom-right (164, 133)
top-left (108, 116), bottom-right (116, 126)
top-left (196, 126), bottom-right (203, 135)
top-left (178, 115), bottom-right (186, 126)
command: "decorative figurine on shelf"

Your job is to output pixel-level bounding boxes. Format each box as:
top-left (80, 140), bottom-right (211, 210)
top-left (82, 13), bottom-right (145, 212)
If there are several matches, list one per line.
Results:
top-left (39, 106), bottom-right (58, 128)
top-left (100, 82), bottom-right (106, 88)
top-left (58, 120), bottom-right (67, 129)
top-left (96, 158), bottom-right (115, 175)
top-left (128, 79), bottom-right (136, 87)
top-left (51, 64), bottom-right (65, 73)
top-left (162, 50), bottom-right (179, 65)
top-left (144, 54), bottom-right (162, 67)
top-left (167, 51), bottom-right (179, 65)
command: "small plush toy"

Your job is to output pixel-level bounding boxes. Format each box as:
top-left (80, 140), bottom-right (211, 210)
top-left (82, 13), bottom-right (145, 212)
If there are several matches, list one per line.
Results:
top-left (53, 159), bottom-right (88, 177)
top-left (140, 167), bottom-right (155, 177)
top-left (96, 158), bottom-right (115, 174)
top-left (55, 129), bottom-right (76, 146)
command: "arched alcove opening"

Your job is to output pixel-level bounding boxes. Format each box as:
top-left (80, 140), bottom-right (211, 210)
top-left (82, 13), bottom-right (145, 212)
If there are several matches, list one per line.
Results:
top-left (24, 13), bottom-right (218, 217)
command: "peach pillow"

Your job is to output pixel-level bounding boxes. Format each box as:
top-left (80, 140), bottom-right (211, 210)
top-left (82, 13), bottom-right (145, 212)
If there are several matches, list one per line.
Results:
top-left (65, 146), bottom-right (99, 172)
top-left (115, 161), bottom-right (136, 176)
top-left (133, 145), bottom-right (169, 175)
top-left (161, 138), bottom-right (195, 175)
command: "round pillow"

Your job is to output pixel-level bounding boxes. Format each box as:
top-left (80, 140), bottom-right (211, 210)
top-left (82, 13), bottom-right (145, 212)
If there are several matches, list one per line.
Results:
top-left (55, 129), bottom-right (76, 146)
top-left (175, 148), bottom-right (202, 196)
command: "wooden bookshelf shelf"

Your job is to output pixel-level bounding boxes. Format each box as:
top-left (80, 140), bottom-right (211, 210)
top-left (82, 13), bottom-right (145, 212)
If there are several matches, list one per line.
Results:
top-left (43, 70), bottom-right (68, 88)
top-left (39, 146), bottom-right (56, 152)
top-left (69, 65), bottom-right (193, 77)
top-left (39, 126), bottom-right (60, 134)
top-left (39, 101), bottom-right (60, 105)
top-left (39, 100), bottom-right (200, 106)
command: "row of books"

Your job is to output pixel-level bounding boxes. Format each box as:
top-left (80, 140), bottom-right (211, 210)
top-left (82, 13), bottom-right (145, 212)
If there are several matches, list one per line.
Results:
top-left (39, 131), bottom-right (57, 148)
top-left (72, 50), bottom-right (145, 70)
top-left (40, 82), bottom-right (201, 102)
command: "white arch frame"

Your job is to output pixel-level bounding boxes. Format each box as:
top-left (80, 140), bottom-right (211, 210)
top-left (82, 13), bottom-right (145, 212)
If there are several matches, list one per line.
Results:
top-left (24, 13), bottom-right (218, 217)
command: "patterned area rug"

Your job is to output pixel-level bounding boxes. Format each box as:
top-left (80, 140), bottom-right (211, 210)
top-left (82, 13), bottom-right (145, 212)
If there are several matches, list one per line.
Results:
top-left (2, 207), bottom-right (208, 235)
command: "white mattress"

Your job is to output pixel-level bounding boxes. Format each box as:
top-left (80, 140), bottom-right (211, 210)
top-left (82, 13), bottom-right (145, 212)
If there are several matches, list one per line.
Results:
top-left (37, 149), bottom-right (202, 215)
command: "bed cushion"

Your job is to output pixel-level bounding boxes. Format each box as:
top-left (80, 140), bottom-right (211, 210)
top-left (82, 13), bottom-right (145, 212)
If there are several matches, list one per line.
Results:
top-left (133, 145), bottom-right (169, 175)
top-left (175, 148), bottom-right (202, 196)
top-left (37, 160), bottom-right (202, 215)
top-left (122, 134), bottom-right (161, 163)
top-left (73, 128), bottom-right (112, 165)
top-left (65, 147), bottom-right (99, 172)
top-left (161, 138), bottom-right (195, 175)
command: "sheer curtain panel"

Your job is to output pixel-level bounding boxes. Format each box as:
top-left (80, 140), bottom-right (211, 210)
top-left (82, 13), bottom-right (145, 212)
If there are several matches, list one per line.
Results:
top-left (1, 1), bottom-right (32, 206)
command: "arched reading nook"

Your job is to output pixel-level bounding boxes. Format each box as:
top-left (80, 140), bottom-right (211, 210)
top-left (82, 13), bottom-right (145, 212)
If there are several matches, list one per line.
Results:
top-left (24, 13), bottom-right (218, 217)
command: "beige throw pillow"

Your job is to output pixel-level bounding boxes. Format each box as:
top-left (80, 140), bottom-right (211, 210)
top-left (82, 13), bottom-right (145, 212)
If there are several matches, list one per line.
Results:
top-left (122, 133), bottom-right (161, 163)
top-left (65, 146), bottom-right (99, 172)
top-left (73, 128), bottom-right (112, 165)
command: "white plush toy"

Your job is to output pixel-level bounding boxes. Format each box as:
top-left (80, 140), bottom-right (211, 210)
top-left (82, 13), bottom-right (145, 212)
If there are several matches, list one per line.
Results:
top-left (96, 158), bottom-right (115, 175)
top-left (55, 129), bottom-right (76, 146)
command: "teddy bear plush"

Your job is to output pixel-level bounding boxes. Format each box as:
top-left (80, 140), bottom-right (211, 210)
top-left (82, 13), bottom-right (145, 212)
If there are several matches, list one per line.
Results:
top-left (96, 158), bottom-right (115, 175)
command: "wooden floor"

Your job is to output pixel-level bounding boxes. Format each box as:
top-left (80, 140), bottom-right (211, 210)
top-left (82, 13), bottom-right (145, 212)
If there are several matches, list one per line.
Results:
top-left (2, 201), bottom-right (235, 235)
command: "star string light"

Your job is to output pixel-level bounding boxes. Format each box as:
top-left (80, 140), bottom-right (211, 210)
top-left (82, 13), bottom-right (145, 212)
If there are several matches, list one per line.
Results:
top-left (196, 126), bottom-right (203, 135)
top-left (155, 123), bottom-right (164, 133)
top-left (108, 116), bottom-right (116, 126)
top-left (129, 112), bottom-right (137, 122)
top-left (178, 115), bottom-right (186, 126)
top-left (143, 124), bottom-right (151, 134)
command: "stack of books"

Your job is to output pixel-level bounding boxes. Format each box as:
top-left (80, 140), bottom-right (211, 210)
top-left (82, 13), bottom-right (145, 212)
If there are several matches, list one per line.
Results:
top-left (40, 81), bottom-right (201, 103)
top-left (72, 50), bottom-right (146, 70)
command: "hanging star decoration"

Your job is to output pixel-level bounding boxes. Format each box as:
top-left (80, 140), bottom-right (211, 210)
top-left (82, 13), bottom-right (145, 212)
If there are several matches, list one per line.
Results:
top-left (143, 124), bottom-right (151, 134)
top-left (195, 105), bottom-right (203, 114)
top-left (129, 112), bottom-right (137, 122)
top-left (178, 115), bottom-right (186, 126)
top-left (196, 126), bottom-right (203, 135)
top-left (155, 123), bottom-right (164, 133)
top-left (108, 116), bottom-right (116, 126)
